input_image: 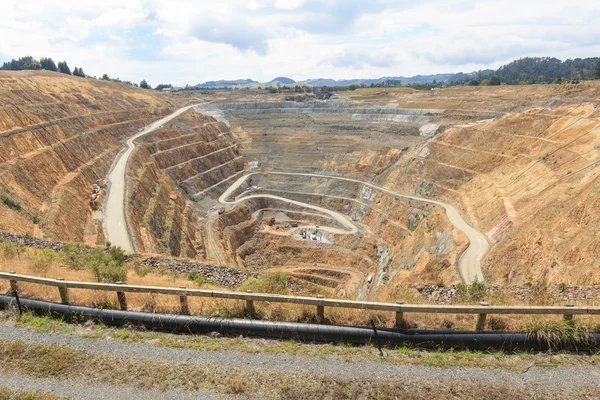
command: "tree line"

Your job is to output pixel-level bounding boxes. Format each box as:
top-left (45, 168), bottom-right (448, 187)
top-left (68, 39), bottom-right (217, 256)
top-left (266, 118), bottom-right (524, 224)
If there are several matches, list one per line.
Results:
top-left (2, 54), bottom-right (600, 93)
top-left (447, 57), bottom-right (600, 87)
top-left (0, 55), bottom-right (156, 89)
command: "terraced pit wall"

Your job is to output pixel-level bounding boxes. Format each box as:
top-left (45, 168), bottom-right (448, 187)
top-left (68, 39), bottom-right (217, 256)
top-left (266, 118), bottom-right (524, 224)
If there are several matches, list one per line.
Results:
top-left (193, 97), bottom-right (474, 298)
top-left (374, 85), bottom-right (600, 285)
top-left (128, 109), bottom-right (246, 257)
top-left (0, 71), bottom-right (179, 244)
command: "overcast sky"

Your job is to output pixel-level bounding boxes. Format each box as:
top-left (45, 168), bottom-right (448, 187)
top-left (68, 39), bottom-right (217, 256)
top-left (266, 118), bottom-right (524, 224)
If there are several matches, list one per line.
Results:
top-left (1, 0), bottom-right (599, 86)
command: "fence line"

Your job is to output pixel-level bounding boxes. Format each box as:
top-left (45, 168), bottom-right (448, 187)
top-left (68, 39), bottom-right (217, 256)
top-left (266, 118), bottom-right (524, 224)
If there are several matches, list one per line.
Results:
top-left (1, 271), bottom-right (598, 331)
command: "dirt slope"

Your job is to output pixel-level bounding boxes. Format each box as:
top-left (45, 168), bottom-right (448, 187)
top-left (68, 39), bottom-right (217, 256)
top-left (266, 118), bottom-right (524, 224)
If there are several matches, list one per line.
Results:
top-left (0, 71), bottom-right (180, 244)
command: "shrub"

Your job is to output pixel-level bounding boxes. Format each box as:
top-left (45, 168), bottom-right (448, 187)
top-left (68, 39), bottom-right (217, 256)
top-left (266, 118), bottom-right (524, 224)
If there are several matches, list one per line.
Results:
top-left (455, 279), bottom-right (486, 303)
top-left (89, 247), bottom-right (127, 283)
top-left (468, 279), bottom-right (486, 302)
top-left (1, 241), bottom-right (25, 260)
top-left (558, 282), bottom-right (568, 292)
top-left (32, 216), bottom-right (40, 224)
top-left (240, 272), bottom-right (291, 294)
top-left (29, 249), bottom-right (56, 277)
top-left (186, 270), bottom-right (205, 287)
top-left (1, 197), bottom-right (21, 211)
top-left (60, 244), bottom-right (91, 270)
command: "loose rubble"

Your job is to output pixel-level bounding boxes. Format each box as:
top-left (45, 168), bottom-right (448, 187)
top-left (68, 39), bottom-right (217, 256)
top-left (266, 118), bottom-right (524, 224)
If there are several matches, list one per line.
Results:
top-left (0, 230), bottom-right (256, 288)
top-left (0, 231), bottom-right (64, 251)
top-left (141, 257), bottom-right (257, 288)
top-left (412, 284), bottom-right (600, 304)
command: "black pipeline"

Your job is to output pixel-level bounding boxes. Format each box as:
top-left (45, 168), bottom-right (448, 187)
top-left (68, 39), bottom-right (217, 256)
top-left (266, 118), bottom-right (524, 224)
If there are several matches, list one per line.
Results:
top-left (1, 295), bottom-right (598, 351)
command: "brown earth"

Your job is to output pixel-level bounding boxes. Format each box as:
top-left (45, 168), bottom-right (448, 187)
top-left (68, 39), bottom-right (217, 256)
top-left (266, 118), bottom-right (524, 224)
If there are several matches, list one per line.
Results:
top-left (2, 71), bottom-right (600, 301)
top-left (0, 70), bottom-right (183, 244)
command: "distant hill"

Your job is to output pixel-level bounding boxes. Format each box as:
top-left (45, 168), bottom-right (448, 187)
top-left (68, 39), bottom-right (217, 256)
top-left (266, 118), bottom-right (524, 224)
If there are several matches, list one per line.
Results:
top-left (196, 79), bottom-right (258, 88)
top-left (191, 57), bottom-right (600, 88)
top-left (303, 72), bottom-right (486, 87)
top-left (271, 77), bottom-right (295, 84)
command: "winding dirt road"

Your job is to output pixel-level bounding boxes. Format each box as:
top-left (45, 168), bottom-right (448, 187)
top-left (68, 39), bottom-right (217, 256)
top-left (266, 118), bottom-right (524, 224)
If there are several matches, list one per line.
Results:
top-left (219, 174), bottom-right (358, 235)
top-left (104, 104), bottom-right (201, 251)
top-left (219, 171), bottom-right (489, 283)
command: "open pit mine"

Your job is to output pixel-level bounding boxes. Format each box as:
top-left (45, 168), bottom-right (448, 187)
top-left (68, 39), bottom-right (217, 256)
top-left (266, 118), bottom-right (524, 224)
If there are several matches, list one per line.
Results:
top-left (2, 70), bottom-right (600, 302)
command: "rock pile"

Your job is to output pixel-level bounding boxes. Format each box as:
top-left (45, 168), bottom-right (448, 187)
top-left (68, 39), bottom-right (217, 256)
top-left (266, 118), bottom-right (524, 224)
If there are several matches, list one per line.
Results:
top-left (0, 231), bottom-right (64, 251)
top-left (412, 284), bottom-right (600, 304)
top-left (140, 257), bottom-right (257, 288)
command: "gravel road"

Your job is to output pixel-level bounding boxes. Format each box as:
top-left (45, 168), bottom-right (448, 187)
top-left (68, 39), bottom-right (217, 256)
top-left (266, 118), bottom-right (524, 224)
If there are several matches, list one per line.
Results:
top-left (1, 371), bottom-right (215, 400)
top-left (104, 104), bottom-right (202, 252)
top-left (221, 171), bottom-right (489, 284)
top-left (0, 324), bottom-right (598, 397)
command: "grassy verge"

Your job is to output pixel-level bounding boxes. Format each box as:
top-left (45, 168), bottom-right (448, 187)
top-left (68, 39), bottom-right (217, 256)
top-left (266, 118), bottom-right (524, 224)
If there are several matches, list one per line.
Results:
top-left (2, 244), bottom-right (600, 333)
top-left (0, 386), bottom-right (66, 400)
top-left (0, 338), bottom-right (589, 399)
top-left (3, 310), bottom-right (600, 371)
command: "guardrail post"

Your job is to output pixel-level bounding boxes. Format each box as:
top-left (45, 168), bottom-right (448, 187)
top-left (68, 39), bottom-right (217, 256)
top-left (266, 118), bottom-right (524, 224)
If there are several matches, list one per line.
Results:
top-left (179, 286), bottom-right (190, 315)
top-left (115, 282), bottom-right (127, 310)
top-left (8, 271), bottom-right (18, 296)
top-left (395, 300), bottom-right (404, 328)
top-left (56, 278), bottom-right (69, 305)
top-left (8, 271), bottom-right (22, 314)
top-left (245, 290), bottom-right (255, 316)
top-left (564, 304), bottom-right (574, 323)
top-left (316, 295), bottom-right (325, 322)
top-left (476, 301), bottom-right (488, 332)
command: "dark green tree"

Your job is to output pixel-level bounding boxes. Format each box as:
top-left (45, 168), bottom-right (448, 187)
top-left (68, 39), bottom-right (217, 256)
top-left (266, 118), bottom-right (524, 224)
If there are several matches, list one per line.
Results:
top-left (594, 62), bottom-right (600, 79)
top-left (154, 84), bottom-right (172, 91)
top-left (57, 61), bottom-right (71, 74)
top-left (73, 67), bottom-right (86, 77)
top-left (488, 76), bottom-right (501, 86)
top-left (40, 57), bottom-right (58, 71)
top-left (139, 79), bottom-right (151, 89)
top-left (101, 73), bottom-right (110, 80)
top-left (1, 56), bottom-right (41, 70)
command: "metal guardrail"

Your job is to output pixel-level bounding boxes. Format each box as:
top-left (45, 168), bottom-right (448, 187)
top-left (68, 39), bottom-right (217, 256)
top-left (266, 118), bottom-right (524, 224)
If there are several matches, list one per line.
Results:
top-left (1, 272), bottom-right (598, 331)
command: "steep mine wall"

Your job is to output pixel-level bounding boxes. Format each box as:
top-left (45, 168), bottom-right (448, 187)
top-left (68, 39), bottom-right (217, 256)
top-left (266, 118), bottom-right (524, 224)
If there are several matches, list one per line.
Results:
top-left (381, 90), bottom-right (600, 285)
top-left (0, 71), bottom-right (179, 242)
top-left (128, 109), bottom-right (246, 257)
top-left (199, 100), bottom-right (426, 179)
top-left (126, 147), bottom-right (200, 258)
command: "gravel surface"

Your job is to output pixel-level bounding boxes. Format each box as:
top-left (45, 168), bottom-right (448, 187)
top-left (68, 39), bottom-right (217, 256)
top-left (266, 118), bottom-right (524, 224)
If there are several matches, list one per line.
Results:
top-left (1, 371), bottom-right (215, 400)
top-left (0, 324), bottom-right (599, 396)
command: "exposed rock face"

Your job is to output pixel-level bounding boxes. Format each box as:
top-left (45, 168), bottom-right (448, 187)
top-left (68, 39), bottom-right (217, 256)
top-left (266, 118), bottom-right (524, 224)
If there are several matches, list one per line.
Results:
top-left (382, 91), bottom-right (600, 285)
top-left (0, 71), bottom-right (178, 244)
top-left (127, 110), bottom-right (246, 258)
top-left (408, 208), bottom-right (429, 231)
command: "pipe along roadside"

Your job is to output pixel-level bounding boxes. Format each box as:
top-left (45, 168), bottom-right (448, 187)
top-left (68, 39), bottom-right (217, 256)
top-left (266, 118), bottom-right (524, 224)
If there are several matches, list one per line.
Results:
top-left (2, 296), bottom-right (599, 351)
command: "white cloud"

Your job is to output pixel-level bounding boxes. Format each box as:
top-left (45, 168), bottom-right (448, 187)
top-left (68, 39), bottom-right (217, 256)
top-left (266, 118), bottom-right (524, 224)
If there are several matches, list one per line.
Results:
top-left (1, 0), bottom-right (599, 85)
